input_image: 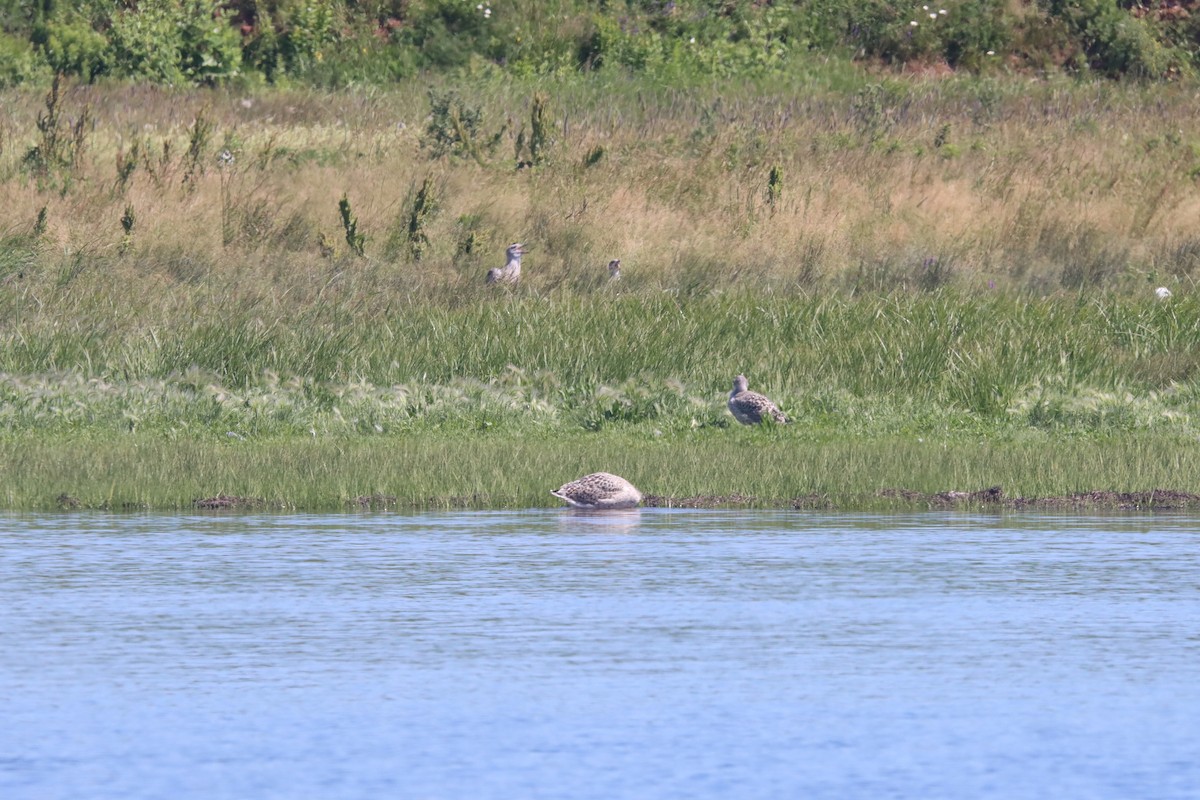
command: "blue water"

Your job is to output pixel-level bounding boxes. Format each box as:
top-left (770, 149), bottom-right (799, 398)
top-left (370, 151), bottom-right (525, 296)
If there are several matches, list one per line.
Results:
top-left (1, 510), bottom-right (1197, 799)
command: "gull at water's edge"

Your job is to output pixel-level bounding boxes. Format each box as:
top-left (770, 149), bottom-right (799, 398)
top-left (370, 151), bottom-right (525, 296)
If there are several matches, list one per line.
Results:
top-left (551, 472), bottom-right (643, 510)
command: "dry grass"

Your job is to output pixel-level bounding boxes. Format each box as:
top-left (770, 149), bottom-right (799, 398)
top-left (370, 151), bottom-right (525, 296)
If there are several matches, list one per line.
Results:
top-left (4, 74), bottom-right (1200, 302)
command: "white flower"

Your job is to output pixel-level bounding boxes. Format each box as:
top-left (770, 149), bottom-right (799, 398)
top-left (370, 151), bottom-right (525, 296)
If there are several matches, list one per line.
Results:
top-left (939, 8), bottom-right (947, 14)
top-left (483, 8), bottom-right (491, 16)
top-left (922, 4), bottom-right (929, 9)
top-left (986, 50), bottom-right (995, 55)
top-left (910, 20), bottom-right (919, 26)
top-left (1156, 287), bottom-right (1172, 300)
top-left (689, 36), bottom-right (695, 43)
top-left (929, 12), bottom-right (937, 19)
top-left (476, 3), bottom-right (483, 8)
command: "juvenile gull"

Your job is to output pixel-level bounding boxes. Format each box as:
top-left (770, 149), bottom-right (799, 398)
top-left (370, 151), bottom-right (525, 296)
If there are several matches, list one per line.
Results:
top-left (486, 242), bottom-right (524, 285)
top-left (608, 259), bottom-right (621, 280)
top-left (728, 374), bottom-right (788, 425)
top-left (551, 472), bottom-right (643, 510)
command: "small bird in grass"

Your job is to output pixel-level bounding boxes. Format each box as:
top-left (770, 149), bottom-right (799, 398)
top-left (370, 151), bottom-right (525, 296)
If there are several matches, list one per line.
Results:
top-left (551, 472), bottom-right (643, 510)
top-left (608, 259), bottom-right (621, 280)
top-left (728, 374), bottom-right (788, 425)
top-left (486, 242), bottom-right (524, 285)
top-left (1156, 286), bottom-right (1172, 300)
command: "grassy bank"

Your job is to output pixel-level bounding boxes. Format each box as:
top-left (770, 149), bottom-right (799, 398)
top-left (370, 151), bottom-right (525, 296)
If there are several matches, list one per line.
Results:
top-left (4, 77), bottom-right (1200, 510)
top-left (5, 430), bottom-right (1199, 512)
top-left (4, 280), bottom-right (1200, 512)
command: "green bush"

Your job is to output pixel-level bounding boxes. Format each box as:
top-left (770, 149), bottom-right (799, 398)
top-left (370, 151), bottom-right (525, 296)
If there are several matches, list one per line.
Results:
top-left (108, 0), bottom-right (240, 85)
top-left (2, 0), bottom-right (1200, 86)
top-left (33, 15), bottom-right (110, 82)
top-left (279, 0), bottom-right (340, 74)
top-left (391, 0), bottom-right (505, 70)
top-left (176, 0), bottom-right (243, 84)
top-left (940, 2), bottom-right (1012, 70)
top-left (108, 0), bottom-right (187, 83)
top-left (0, 31), bottom-right (47, 87)
top-left (1042, 0), bottom-right (1184, 77)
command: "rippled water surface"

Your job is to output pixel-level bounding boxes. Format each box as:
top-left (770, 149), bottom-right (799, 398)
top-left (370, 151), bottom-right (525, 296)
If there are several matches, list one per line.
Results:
top-left (2, 510), bottom-right (1198, 799)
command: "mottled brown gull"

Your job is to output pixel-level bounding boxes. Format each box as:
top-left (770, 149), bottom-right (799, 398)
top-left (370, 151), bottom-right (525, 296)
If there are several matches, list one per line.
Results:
top-left (728, 374), bottom-right (788, 425)
top-left (551, 472), bottom-right (643, 510)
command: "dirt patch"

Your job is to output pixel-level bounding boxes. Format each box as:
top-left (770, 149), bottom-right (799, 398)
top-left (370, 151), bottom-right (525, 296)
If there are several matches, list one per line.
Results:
top-left (643, 486), bottom-right (1200, 511)
top-left (350, 494), bottom-right (397, 510)
top-left (1010, 489), bottom-right (1200, 511)
top-left (643, 493), bottom-right (759, 509)
top-left (193, 494), bottom-right (266, 510)
top-left (792, 493), bottom-right (836, 510)
top-left (642, 493), bottom-right (831, 509)
top-left (879, 485), bottom-right (1006, 507)
top-left (878, 486), bottom-right (1200, 511)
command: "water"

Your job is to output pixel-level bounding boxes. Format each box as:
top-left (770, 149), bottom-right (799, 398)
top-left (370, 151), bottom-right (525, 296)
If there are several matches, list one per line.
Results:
top-left (1, 510), bottom-right (1198, 800)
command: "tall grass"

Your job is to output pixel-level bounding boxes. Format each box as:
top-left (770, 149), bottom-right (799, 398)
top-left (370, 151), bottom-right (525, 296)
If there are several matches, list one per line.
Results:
top-left (2, 291), bottom-right (1198, 410)
top-left (4, 75), bottom-right (1200, 299)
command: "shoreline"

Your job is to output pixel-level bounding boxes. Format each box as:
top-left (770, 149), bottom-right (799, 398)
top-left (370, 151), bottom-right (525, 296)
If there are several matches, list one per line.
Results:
top-left (5, 431), bottom-right (1198, 513)
top-left (43, 487), bottom-right (1200, 514)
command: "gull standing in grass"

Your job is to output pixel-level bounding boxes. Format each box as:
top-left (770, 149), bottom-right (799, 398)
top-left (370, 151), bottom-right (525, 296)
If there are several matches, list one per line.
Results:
top-left (608, 259), bottom-right (621, 280)
top-left (1156, 286), bottom-right (1172, 300)
top-left (552, 472), bottom-right (643, 509)
top-left (728, 374), bottom-right (788, 425)
top-left (486, 242), bottom-right (524, 285)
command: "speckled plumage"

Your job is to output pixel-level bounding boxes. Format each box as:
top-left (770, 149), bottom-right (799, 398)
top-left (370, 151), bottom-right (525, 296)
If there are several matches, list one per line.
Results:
top-left (551, 472), bottom-right (643, 509)
top-left (486, 242), bottom-right (524, 285)
top-left (728, 374), bottom-right (788, 425)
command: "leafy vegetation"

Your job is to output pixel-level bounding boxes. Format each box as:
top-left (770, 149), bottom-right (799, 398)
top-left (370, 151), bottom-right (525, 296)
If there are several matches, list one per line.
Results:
top-left (1, 1), bottom-right (1199, 88)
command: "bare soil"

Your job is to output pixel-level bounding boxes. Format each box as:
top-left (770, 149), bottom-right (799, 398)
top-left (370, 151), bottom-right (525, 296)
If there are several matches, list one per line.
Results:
top-left (647, 487), bottom-right (1200, 511)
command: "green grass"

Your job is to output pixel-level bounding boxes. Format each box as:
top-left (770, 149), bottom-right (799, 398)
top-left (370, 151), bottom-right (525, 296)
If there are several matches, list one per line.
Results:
top-left (2, 284), bottom-right (1200, 513)
top-left (3, 429), bottom-right (1197, 512)
top-left (3, 290), bottom-right (1199, 407)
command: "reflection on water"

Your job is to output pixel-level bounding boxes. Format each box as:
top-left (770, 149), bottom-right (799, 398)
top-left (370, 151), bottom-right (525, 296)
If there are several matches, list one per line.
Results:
top-left (555, 508), bottom-right (643, 535)
top-left (1, 510), bottom-right (1198, 800)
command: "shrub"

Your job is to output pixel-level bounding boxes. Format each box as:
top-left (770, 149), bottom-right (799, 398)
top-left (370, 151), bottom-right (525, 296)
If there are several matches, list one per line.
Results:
top-left (175, 0), bottom-right (243, 84)
top-left (279, 0), bottom-right (340, 74)
top-left (0, 31), bottom-right (47, 86)
top-left (32, 16), bottom-right (109, 82)
top-left (394, 0), bottom-right (506, 71)
top-left (421, 89), bottom-right (500, 163)
top-left (108, 0), bottom-right (188, 83)
top-left (108, 0), bottom-right (241, 85)
top-left (1041, 0), bottom-right (1184, 78)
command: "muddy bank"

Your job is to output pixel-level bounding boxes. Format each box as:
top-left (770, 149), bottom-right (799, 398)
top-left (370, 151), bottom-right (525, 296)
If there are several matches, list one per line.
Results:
top-left (58, 487), bottom-right (1195, 512)
top-left (646, 488), bottom-right (1200, 511)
